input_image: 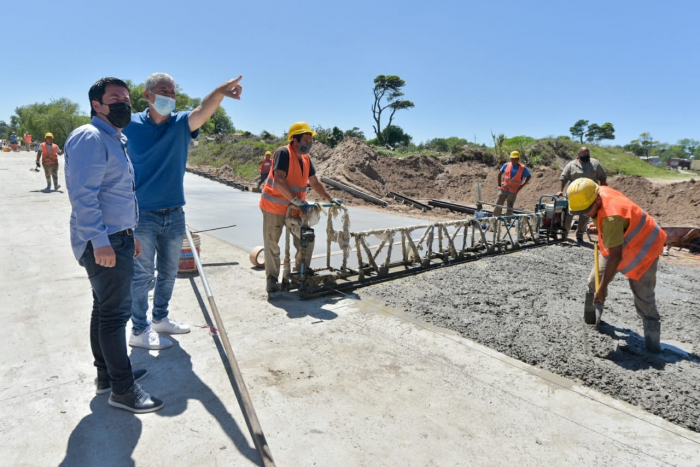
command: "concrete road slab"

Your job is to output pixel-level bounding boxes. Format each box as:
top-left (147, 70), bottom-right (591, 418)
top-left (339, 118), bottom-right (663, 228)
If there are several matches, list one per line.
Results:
top-left (1, 152), bottom-right (699, 466)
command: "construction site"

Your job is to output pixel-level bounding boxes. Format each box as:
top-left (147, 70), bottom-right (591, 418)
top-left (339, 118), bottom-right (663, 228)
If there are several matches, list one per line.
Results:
top-left (2, 137), bottom-right (700, 466)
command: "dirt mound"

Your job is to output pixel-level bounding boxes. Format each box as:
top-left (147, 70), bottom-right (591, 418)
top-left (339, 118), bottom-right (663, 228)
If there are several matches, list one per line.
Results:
top-left (311, 140), bottom-right (699, 226)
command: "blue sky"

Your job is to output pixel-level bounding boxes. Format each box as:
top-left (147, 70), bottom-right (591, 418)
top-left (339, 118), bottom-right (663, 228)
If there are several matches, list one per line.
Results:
top-left (1, 0), bottom-right (698, 146)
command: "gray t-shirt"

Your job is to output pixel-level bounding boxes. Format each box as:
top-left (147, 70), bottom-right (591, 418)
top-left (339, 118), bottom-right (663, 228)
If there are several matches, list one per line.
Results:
top-left (560, 158), bottom-right (607, 184)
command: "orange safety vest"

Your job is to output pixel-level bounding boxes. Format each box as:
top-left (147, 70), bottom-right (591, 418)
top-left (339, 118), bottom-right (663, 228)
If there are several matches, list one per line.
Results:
top-left (24, 134), bottom-right (32, 143)
top-left (259, 158), bottom-right (272, 174)
top-left (40, 142), bottom-right (60, 164)
top-left (259, 145), bottom-right (310, 215)
top-left (500, 162), bottom-right (525, 194)
top-left (595, 186), bottom-right (666, 281)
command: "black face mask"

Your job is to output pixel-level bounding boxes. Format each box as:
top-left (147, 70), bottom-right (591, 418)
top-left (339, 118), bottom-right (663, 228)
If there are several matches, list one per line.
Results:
top-left (101, 102), bottom-right (132, 128)
top-left (580, 155), bottom-right (590, 163)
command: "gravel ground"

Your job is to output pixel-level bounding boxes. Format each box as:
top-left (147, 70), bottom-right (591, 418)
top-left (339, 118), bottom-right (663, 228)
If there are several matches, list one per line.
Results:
top-left (359, 243), bottom-right (700, 432)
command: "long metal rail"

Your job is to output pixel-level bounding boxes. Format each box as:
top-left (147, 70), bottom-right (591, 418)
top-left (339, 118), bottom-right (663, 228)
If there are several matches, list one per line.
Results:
top-left (387, 191), bottom-right (433, 211)
top-left (320, 177), bottom-right (388, 206)
top-left (429, 199), bottom-right (492, 215)
top-left (185, 227), bottom-right (275, 466)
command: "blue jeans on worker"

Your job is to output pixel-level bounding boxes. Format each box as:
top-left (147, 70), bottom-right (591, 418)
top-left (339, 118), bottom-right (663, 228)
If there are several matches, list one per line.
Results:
top-left (79, 231), bottom-right (135, 395)
top-left (131, 207), bottom-right (186, 335)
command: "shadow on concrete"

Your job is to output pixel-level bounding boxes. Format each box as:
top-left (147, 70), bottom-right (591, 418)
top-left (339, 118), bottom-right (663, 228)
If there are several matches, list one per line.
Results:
top-left (184, 278), bottom-right (264, 465)
top-left (60, 396), bottom-right (142, 466)
top-left (266, 291), bottom-right (338, 321)
top-left (599, 322), bottom-right (700, 370)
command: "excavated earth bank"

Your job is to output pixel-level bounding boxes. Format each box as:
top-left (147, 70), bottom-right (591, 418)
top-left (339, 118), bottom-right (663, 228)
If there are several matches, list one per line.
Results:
top-left (359, 243), bottom-right (700, 432)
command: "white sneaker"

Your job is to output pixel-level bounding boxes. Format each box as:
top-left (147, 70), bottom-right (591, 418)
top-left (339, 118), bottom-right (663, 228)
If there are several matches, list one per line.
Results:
top-left (129, 327), bottom-right (172, 350)
top-left (151, 317), bottom-right (191, 334)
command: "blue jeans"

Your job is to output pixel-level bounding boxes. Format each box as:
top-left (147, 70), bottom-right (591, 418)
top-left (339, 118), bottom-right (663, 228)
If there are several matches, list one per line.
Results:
top-left (79, 231), bottom-right (135, 395)
top-left (131, 207), bottom-right (186, 334)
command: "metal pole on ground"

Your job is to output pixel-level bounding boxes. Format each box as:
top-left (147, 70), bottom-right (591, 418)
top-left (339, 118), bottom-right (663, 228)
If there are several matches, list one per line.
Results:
top-left (185, 226), bottom-right (276, 467)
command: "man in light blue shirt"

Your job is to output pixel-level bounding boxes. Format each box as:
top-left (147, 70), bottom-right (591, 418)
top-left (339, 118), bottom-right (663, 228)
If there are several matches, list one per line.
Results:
top-left (65, 77), bottom-right (163, 414)
top-left (124, 72), bottom-right (243, 350)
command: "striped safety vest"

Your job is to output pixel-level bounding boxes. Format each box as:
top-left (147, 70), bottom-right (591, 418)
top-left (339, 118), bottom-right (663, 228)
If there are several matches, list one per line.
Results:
top-left (40, 142), bottom-right (59, 164)
top-left (501, 162), bottom-right (525, 194)
top-left (596, 186), bottom-right (666, 281)
top-left (259, 145), bottom-right (310, 215)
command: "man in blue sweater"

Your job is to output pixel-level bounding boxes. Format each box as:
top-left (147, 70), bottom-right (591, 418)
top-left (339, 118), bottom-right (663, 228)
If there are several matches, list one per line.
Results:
top-left (125, 72), bottom-right (243, 350)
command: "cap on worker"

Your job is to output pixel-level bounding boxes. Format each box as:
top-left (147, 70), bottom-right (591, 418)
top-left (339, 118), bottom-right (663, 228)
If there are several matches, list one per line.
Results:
top-left (45, 132), bottom-right (54, 139)
top-left (510, 151), bottom-right (520, 159)
top-left (287, 122), bottom-right (316, 141)
top-left (567, 178), bottom-right (600, 215)
top-left (264, 151), bottom-right (272, 157)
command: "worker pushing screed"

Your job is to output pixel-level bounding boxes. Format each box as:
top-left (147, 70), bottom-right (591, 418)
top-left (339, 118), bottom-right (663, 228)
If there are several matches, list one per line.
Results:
top-left (259, 122), bottom-right (342, 294)
top-left (567, 178), bottom-right (667, 353)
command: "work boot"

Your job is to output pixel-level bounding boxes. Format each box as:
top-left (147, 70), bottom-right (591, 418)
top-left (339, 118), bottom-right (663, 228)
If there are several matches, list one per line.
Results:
top-left (643, 319), bottom-right (661, 353)
top-left (583, 292), bottom-right (596, 325)
top-left (266, 276), bottom-right (279, 293)
top-left (576, 234), bottom-right (584, 245)
top-left (109, 382), bottom-right (164, 413)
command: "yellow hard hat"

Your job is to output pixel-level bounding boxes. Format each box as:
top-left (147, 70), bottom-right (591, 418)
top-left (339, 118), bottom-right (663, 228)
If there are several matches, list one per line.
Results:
top-left (264, 151), bottom-right (272, 157)
top-left (510, 151), bottom-right (520, 159)
top-left (287, 122), bottom-right (316, 141)
top-left (45, 132), bottom-right (54, 139)
top-left (567, 178), bottom-right (600, 214)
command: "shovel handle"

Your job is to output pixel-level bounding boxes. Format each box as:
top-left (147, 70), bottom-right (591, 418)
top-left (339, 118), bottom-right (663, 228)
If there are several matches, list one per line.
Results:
top-left (594, 242), bottom-right (600, 291)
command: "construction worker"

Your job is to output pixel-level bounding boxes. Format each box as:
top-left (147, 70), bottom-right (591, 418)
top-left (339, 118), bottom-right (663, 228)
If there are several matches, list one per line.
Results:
top-left (558, 147), bottom-right (607, 244)
top-left (36, 132), bottom-right (64, 190)
top-left (124, 72), bottom-right (243, 350)
top-left (493, 151), bottom-right (531, 216)
top-left (259, 122), bottom-right (340, 293)
top-left (257, 150), bottom-right (273, 190)
top-left (567, 178), bottom-right (666, 353)
top-left (23, 132), bottom-right (32, 151)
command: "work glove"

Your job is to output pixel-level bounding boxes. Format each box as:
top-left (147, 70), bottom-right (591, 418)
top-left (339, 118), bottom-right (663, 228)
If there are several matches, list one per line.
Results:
top-left (331, 198), bottom-right (343, 206)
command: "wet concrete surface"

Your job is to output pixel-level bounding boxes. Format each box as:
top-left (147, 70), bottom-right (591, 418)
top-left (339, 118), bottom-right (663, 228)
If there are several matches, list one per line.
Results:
top-left (360, 242), bottom-right (700, 433)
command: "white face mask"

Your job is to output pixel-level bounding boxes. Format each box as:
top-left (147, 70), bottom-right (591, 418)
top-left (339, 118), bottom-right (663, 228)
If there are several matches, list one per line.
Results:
top-left (150, 93), bottom-right (176, 115)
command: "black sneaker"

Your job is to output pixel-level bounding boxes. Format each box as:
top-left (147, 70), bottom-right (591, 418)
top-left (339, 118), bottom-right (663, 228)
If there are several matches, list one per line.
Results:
top-left (109, 382), bottom-right (164, 413)
top-left (96, 369), bottom-right (148, 395)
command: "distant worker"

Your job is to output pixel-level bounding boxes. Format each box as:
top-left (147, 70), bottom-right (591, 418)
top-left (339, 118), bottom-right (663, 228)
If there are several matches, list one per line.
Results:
top-left (558, 147), bottom-right (607, 244)
top-left (567, 178), bottom-right (666, 353)
top-left (493, 151), bottom-right (531, 217)
top-left (259, 122), bottom-right (341, 293)
top-left (23, 132), bottom-right (32, 151)
top-left (257, 151), bottom-right (273, 190)
top-left (36, 132), bottom-right (64, 191)
top-left (9, 131), bottom-right (19, 151)
top-left (65, 77), bottom-right (163, 412)
top-left (124, 72), bottom-right (243, 350)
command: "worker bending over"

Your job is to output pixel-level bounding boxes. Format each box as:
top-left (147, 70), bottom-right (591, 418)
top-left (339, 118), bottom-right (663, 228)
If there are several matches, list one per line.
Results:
top-left (259, 122), bottom-right (340, 293)
top-left (493, 151), bottom-right (531, 217)
top-left (36, 132), bottom-right (64, 191)
top-left (567, 178), bottom-right (666, 352)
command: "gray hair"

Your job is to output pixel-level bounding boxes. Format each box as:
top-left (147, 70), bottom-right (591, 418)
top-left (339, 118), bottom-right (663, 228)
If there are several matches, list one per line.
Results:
top-left (144, 72), bottom-right (176, 91)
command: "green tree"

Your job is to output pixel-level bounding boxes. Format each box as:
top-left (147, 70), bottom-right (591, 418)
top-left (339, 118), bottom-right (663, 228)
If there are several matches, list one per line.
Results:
top-left (625, 132), bottom-right (659, 158)
top-left (586, 122), bottom-right (615, 142)
top-left (0, 120), bottom-right (12, 139)
top-left (381, 125), bottom-right (412, 148)
top-left (570, 119), bottom-right (589, 143)
top-left (677, 138), bottom-right (699, 156)
top-left (650, 144), bottom-right (687, 163)
top-left (425, 136), bottom-right (469, 153)
top-left (12, 98), bottom-right (90, 146)
top-left (344, 127), bottom-right (366, 140)
top-left (199, 107), bottom-right (234, 135)
top-left (371, 75), bottom-right (415, 144)
top-left (313, 125), bottom-right (345, 148)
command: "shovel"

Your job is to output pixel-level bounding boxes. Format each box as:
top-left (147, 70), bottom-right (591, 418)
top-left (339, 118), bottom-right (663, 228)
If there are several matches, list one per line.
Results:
top-left (588, 230), bottom-right (603, 328)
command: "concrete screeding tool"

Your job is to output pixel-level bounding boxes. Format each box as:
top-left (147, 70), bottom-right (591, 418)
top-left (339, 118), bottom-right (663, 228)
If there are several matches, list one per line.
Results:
top-left (185, 226), bottom-right (276, 467)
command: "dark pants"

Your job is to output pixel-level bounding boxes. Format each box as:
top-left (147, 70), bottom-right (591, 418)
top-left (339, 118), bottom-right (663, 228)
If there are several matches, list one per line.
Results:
top-left (79, 231), bottom-right (135, 395)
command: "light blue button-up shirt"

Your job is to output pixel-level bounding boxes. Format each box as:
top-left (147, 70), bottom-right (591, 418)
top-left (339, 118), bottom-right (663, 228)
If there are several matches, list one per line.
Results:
top-left (65, 116), bottom-right (138, 260)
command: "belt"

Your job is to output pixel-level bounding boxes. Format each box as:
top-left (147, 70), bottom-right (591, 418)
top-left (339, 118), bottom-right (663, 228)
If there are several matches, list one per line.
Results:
top-left (153, 207), bottom-right (180, 213)
top-left (119, 228), bottom-right (134, 236)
